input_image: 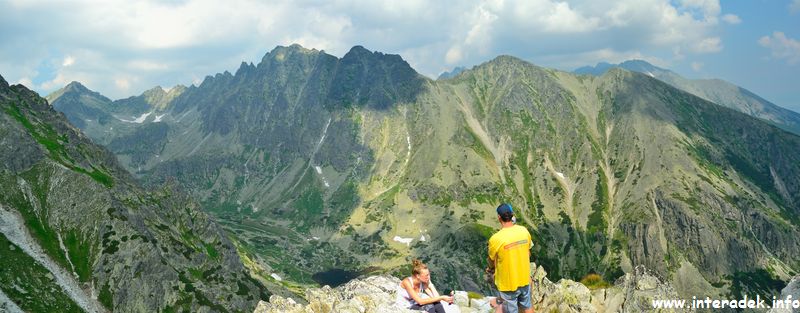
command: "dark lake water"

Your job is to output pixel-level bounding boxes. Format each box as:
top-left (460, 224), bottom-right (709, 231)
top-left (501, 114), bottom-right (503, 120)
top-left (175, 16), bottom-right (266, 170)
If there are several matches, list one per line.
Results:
top-left (312, 268), bottom-right (360, 287)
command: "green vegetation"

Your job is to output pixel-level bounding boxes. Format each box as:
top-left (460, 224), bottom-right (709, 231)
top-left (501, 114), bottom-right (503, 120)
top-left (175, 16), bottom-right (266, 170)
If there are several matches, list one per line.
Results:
top-left (98, 282), bottom-right (114, 310)
top-left (204, 242), bottom-right (220, 260)
top-left (729, 269), bottom-right (785, 300)
top-left (579, 273), bottom-right (610, 290)
top-left (0, 233), bottom-right (84, 313)
top-left (4, 173), bottom-right (96, 283)
top-left (467, 291), bottom-right (484, 299)
top-left (4, 101), bottom-right (114, 187)
top-left (462, 126), bottom-right (494, 161)
top-left (587, 171), bottom-right (608, 235)
top-left (327, 179), bottom-right (360, 225)
top-left (294, 186), bottom-right (324, 217)
top-left (64, 230), bottom-right (94, 282)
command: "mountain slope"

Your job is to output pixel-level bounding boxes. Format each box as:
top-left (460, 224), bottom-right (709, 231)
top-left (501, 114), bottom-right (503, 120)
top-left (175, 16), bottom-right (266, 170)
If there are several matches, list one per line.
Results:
top-left (50, 46), bottom-right (800, 301)
top-left (575, 60), bottom-right (800, 135)
top-left (1, 74), bottom-right (269, 312)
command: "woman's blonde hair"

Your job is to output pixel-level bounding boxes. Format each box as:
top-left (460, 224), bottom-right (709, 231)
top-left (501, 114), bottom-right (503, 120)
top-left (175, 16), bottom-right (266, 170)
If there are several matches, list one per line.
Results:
top-left (411, 259), bottom-right (428, 276)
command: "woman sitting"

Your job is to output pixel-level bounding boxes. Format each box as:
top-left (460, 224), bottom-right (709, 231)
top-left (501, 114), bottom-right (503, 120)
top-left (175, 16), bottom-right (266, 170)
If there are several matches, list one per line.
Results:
top-left (398, 259), bottom-right (455, 313)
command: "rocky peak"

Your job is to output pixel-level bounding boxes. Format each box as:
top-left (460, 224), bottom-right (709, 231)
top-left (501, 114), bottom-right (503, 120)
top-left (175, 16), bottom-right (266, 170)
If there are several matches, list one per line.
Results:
top-left (329, 45), bottom-right (424, 109)
top-left (618, 60), bottom-right (666, 73)
top-left (142, 85), bottom-right (166, 98)
top-left (0, 74), bottom-right (8, 90)
top-left (260, 44), bottom-right (322, 64)
top-left (140, 85), bottom-right (182, 110)
top-left (236, 61), bottom-right (257, 76)
top-left (64, 81), bottom-right (90, 93)
top-left (466, 54), bottom-right (551, 82)
top-left (343, 45), bottom-right (371, 58)
top-left (340, 45), bottom-right (415, 73)
top-left (45, 81), bottom-right (111, 106)
top-left (574, 60), bottom-right (670, 77)
top-left (438, 66), bottom-right (467, 80)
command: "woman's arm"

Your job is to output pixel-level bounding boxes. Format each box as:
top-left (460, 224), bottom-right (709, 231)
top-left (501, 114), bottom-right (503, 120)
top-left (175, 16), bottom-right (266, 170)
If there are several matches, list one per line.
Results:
top-left (428, 282), bottom-right (440, 297)
top-left (402, 278), bottom-right (448, 305)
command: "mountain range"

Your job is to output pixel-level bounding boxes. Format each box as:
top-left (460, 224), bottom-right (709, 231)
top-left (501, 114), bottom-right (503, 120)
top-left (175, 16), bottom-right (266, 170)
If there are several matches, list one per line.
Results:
top-left (0, 75), bottom-right (269, 312)
top-left (30, 44), bottom-right (800, 306)
top-left (575, 60), bottom-right (800, 135)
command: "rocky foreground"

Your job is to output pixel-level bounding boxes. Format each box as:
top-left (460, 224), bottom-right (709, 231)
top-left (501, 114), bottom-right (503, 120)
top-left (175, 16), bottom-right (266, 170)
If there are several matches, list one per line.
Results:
top-left (255, 264), bottom-right (714, 313)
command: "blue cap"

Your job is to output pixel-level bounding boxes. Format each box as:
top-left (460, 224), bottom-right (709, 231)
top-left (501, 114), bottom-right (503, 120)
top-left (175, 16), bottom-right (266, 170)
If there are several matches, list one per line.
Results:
top-left (496, 203), bottom-right (513, 215)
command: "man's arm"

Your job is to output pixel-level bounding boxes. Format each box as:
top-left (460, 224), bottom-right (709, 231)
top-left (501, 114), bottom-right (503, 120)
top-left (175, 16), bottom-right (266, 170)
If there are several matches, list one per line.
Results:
top-left (487, 240), bottom-right (496, 272)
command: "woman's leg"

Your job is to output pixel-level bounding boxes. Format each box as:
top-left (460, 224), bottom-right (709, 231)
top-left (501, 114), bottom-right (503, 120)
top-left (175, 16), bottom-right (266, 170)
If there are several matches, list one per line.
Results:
top-left (430, 302), bottom-right (446, 313)
top-left (409, 303), bottom-right (425, 311)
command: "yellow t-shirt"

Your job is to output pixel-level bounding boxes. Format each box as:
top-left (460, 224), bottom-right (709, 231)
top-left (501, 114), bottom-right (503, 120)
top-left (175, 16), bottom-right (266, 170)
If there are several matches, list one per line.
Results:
top-left (488, 225), bottom-right (532, 291)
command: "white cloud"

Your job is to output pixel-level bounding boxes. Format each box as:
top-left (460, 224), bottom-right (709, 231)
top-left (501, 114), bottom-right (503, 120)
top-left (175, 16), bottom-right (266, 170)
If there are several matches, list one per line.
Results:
top-left (791, 0), bottom-right (800, 14)
top-left (128, 60), bottom-right (169, 72)
top-left (62, 55), bottom-right (75, 67)
top-left (445, 46), bottom-right (463, 65)
top-left (691, 61), bottom-right (704, 71)
top-left (759, 32), bottom-right (800, 65)
top-left (722, 14), bottom-right (741, 24)
top-left (16, 77), bottom-right (33, 87)
top-left (39, 73), bottom-right (72, 91)
top-left (0, 0), bottom-right (734, 98)
top-left (691, 37), bottom-right (722, 53)
top-left (114, 77), bottom-right (132, 90)
top-left (679, 0), bottom-right (721, 18)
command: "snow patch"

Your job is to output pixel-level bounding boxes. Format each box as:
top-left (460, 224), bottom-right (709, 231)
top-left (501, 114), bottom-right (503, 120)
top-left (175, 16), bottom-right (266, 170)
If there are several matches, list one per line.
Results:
top-left (314, 119), bottom-right (332, 153)
top-left (270, 273), bottom-right (283, 281)
top-left (153, 114), bottom-right (166, 122)
top-left (393, 236), bottom-right (413, 246)
top-left (119, 111), bottom-right (153, 123)
top-left (646, 71), bottom-right (655, 78)
top-left (314, 166), bottom-right (330, 188)
top-left (405, 133), bottom-right (412, 164)
top-left (420, 234), bottom-right (426, 241)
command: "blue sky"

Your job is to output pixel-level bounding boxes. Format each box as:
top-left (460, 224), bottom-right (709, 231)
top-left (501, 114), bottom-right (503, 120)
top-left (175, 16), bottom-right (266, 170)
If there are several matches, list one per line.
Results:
top-left (1, 0), bottom-right (798, 111)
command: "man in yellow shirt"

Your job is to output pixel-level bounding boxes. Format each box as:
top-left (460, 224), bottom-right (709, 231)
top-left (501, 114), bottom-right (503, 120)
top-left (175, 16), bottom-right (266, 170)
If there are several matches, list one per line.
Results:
top-left (487, 203), bottom-right (533, 313)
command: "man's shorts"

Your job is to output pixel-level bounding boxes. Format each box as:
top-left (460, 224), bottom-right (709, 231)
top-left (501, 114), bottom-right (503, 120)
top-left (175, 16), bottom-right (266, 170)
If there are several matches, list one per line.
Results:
top-left (497, 284), bottom-right (531, 313)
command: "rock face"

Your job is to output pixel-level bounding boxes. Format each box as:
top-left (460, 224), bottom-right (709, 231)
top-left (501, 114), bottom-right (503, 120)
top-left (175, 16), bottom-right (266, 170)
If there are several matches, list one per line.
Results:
top-left (254, 264), bottom-right (687, 313)
top-left (531, 264), bottom-right (687, 313)
top-left (255, 276), bottom-right (418, 313)
top-left (769, 275), bottom-right (800, 313)
top-left (0, 75), bottom-right (268, 312)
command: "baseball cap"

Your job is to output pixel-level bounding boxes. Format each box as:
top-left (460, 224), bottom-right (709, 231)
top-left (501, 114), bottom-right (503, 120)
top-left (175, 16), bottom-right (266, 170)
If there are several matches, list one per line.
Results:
top-left (496, 203), bottom-right (513, 215)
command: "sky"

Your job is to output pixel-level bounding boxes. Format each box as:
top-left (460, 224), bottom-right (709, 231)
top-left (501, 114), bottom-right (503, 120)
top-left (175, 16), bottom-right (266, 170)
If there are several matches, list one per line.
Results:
top-left (1, 0), bottom-right (798, 111)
